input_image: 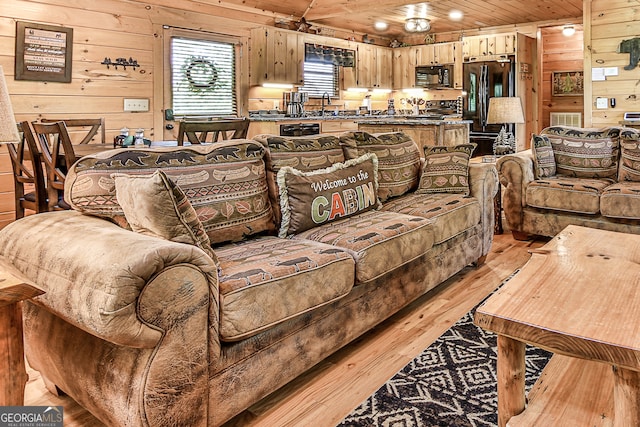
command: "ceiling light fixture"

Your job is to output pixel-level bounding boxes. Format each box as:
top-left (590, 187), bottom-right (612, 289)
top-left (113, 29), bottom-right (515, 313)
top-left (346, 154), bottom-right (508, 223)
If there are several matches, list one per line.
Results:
top-left (374, 21), bottom-right (388, 31)
top-left (449, 10), bottom-right (463, 21)
top-left (562, 25), bottom-right (575, 37)
top-left (405, 18), bottom-right (430, 32)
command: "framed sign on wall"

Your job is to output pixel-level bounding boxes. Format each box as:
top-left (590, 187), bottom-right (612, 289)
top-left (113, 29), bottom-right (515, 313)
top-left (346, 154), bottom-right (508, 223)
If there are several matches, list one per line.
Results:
top-left (552, 70), bottom-right (584, 97)
top-left (15, 21), bottom-right (73, 83)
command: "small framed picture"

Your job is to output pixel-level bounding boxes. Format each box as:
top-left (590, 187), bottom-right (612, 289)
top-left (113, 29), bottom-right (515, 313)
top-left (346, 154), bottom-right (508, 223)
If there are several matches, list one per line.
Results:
top-left (552, 70), bottom-right (584, 96)
top-left (15, 21), bottom-right (73, 83)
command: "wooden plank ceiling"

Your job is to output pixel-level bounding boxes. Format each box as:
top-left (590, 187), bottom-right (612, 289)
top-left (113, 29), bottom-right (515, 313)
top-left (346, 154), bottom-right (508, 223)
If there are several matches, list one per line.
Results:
top-left (201, 0), bottom-right (583, 40)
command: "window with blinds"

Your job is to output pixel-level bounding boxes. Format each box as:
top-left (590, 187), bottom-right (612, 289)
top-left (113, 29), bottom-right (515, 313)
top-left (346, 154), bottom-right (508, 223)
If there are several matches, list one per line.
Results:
top-left (300, 62), bottom-right (339, 98)
top-left (171, 37), bottom-right (237, 117)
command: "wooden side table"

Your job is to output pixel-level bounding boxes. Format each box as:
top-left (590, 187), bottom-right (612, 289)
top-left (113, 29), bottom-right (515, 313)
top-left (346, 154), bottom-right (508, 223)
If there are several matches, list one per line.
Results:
top-left (0, 267), bottom-right (43, 406)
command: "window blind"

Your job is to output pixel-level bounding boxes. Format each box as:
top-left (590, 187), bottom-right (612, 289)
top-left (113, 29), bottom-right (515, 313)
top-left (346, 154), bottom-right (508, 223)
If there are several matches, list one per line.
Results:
top-left (300, 62), bottom-right (339, 98)
top-left (171, 37), bottom-right (237, 117)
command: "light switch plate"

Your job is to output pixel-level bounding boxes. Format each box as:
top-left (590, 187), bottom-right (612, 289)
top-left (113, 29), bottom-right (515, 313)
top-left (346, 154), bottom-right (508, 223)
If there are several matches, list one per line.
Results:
top-left (124, 98), bottom-right (149, 112)
top-left (596, 97), bottom-right (608, 109)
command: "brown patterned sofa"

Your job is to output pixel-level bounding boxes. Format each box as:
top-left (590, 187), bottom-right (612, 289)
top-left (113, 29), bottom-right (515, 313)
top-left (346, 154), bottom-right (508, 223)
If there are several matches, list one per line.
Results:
top-left (0, 131), bottom-right (498, 426)
top-left (498, 125), bottom-right (640, 239)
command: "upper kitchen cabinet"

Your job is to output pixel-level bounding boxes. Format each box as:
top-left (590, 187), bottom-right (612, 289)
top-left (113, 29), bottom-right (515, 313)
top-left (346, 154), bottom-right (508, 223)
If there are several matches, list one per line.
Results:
top-left (393, 46), bottom-right (419, 89)
top-left (346, 44), bottom-right (393, 89)
top-left (393, 42), bottom-right (462, 90)
top-left (250, 27), bottom-right (304, 86)
top-left (463, 34), bottom-right (516, 61)
top-left (417, 41), bottom-right (461, 66)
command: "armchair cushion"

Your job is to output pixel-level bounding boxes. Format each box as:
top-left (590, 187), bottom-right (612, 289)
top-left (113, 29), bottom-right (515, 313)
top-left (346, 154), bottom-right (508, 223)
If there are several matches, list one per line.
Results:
top-left (541, 127), bottom-right (619, 178)
top-left (619, 140), bottom-right (640, 182)
top-left (526, 176), bottom-right (613, 214)
top-left (113, 169), bottom-right (217, 262)
top-left (417, 144), bottom-right (476, 195)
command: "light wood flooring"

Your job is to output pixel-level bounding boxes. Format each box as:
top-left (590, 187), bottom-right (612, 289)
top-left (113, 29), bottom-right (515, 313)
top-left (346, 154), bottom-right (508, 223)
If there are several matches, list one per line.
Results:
top-left (23, 232), bottom-right (547, 426)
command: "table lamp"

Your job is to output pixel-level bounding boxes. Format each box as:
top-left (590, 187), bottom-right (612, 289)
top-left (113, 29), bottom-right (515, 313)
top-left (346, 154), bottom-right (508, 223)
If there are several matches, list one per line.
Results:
top-left (487, 96), bottom-right (524, 156)
top-left (0, 66), bottom-right (20, 146)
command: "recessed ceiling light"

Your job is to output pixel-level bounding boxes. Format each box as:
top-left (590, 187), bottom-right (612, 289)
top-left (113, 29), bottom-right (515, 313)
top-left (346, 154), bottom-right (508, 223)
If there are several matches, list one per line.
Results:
top-left (449, 10), bottom-right (463, 21)
top-left (374, 21), bottom-right (388, 31)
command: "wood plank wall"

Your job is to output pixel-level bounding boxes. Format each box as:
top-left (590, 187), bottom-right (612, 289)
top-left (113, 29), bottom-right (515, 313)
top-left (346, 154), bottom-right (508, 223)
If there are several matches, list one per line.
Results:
top-left (586, 0), bottom-right (640, 127)
top-left (0, 0), bottom-right (274, 229)
top-left (540, 26), bottom-right (584, 129)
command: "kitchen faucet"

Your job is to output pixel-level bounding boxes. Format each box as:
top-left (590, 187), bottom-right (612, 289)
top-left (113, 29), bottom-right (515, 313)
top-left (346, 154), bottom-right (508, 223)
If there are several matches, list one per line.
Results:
top-left (321, 92), bottom-right (331, 116)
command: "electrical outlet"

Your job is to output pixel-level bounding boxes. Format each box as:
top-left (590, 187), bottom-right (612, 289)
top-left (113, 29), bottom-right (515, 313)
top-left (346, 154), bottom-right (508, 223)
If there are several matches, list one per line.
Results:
top-left (273, 101), bottom-right (279, 110)
top-left (124, 98), bottom-right (149, 112)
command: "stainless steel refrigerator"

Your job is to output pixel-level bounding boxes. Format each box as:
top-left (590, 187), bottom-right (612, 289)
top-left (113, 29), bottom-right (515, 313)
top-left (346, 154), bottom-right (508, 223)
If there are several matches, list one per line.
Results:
top-left (463, 58), bottom-right (515, 156)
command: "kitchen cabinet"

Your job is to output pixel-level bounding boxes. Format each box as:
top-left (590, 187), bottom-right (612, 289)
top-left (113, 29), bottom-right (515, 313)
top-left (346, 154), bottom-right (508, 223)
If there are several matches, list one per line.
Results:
top-left (250, 27), bottom-right (304, 86)
top-left (346, 44), bottom-right (392, 89)
top-left (394, 42), bottom-right (462, 89)
top-left (393, 47), bottom-right (419, 89)
top-left (320, 120), bottom-right (359, 135)
top-left (463, 34), bottom-right (516, 61)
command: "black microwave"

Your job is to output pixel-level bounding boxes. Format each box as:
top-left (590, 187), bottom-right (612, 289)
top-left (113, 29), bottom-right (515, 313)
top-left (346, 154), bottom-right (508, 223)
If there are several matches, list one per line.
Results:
top-left (415, 65), bottom-right (453, 88)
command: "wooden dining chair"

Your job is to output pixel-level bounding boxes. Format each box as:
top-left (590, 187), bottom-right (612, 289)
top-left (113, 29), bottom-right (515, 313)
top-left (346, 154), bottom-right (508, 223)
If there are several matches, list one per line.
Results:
top-left (6, 122), bottom-right (48, 219)
top-left (177, 118), bottom-right (249, 146)
top-left (41, 117), bottom-right (105, 145)
top-left (31, 121), bottom-right (77, 211)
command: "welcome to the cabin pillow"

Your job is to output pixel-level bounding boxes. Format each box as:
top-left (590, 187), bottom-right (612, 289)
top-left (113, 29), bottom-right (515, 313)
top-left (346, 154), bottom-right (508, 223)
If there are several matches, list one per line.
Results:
top-left (277, 153), bottom-right (380, 237)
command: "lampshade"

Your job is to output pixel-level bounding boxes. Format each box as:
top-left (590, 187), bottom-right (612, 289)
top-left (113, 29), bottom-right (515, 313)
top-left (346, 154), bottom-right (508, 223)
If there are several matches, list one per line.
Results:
top-left (0, 66), bottom-right (20, 144)
top-left (486, 97), bottom-right (525, 125)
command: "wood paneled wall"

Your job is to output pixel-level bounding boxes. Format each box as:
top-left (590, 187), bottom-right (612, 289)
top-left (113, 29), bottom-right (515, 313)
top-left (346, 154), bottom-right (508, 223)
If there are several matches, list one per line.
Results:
top-left (585, 0), bottom-right (640, 127)
top-left (540, 26), bottom-right (584, 129)
top-left (0, 0), bottom-right (274, 229)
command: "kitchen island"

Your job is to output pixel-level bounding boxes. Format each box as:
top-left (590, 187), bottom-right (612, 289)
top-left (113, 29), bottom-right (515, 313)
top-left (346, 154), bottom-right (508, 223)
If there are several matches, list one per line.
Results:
top-left (248, 115), bottom-right (472, 153)
top-left (356, 118), bottom-right (471, 153)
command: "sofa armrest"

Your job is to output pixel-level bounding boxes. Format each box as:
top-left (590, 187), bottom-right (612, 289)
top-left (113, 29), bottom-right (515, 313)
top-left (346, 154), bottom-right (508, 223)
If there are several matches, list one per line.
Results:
top-left (496, 150), bottom-right (535, 233)
top-left (0, 210), bottom-right (219, 352)
top-left (468, 162), bottom-right (499, 256)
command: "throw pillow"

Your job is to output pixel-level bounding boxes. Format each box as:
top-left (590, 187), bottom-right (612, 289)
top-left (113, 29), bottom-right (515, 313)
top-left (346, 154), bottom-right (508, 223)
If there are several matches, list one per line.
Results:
top-left (277, 153), bottom-right (380, 237)
top-left (619, 141), bottom-right (640, 182)
top-left (531, 134), bottom-right (556, 178)
top-left (339, 131), bottom-right (421, 202)
top-left (113, 170), bottom-right (218, 263)
top-left (416, 144), bottom-right (476, 195)
top-left (541, 127), bottom-right (619, 178)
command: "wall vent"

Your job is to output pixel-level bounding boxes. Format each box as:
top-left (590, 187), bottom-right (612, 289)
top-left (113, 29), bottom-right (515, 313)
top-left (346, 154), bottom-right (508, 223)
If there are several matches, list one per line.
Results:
top-left (550, 112), bottom-right (582, 127)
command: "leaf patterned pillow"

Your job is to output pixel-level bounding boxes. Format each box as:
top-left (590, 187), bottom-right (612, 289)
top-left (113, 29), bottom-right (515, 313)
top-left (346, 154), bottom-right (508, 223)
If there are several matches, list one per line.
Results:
top-left (417, 144), bottom-right (476, 195)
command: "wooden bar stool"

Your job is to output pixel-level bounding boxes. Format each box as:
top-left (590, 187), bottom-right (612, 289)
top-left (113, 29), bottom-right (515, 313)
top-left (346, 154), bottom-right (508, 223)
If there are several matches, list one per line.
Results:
top-left (177, 118), bottom-right (249, 145)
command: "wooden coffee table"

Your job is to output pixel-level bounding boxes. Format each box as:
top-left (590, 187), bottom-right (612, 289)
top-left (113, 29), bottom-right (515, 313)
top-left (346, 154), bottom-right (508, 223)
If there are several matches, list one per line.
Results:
top-left (475, 225), bottom-right (640, 427)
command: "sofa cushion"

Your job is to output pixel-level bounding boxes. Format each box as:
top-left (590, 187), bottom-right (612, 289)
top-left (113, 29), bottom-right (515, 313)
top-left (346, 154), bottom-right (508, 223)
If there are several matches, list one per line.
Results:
top-left (618, 140), bottom-right (640, 182)
top-left (541, 126), bottom-right (619, 179)
top-left (253, 134), bottom-right (348, 225)
top-left (216, 236), bottom-right (355, 341)
top-left (277, 153), bottom-right (380, 237)
top-left (339, 131), bottom-right (421, 202)
top-left (526, 176), bottom-right (614, 214)
top-left (65, 141), bottom-right (275, 245)
top-left (417, 144), bottom-right (476, 195)
top-left (601, 182), bottom-right (640, 219)
top-left (113, 170), bottom-right (217, 262)
top-left (381, 193), bottom-right (481, 244)
top-left (531, 134), bottom-right (556, 178)
top-left (293, 210), bottom-right (434, 283)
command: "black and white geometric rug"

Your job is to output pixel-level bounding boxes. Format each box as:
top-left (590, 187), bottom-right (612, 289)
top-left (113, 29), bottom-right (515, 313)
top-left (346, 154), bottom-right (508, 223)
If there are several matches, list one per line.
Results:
top-left (337, 281), bottom-right (551, 427)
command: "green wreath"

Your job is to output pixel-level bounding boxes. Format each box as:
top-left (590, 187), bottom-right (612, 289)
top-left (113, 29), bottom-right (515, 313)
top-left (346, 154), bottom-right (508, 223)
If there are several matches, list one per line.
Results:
top-left (184, 57), bottom-right (218, 92)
